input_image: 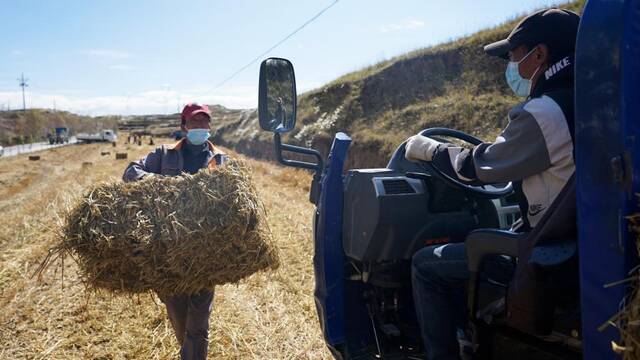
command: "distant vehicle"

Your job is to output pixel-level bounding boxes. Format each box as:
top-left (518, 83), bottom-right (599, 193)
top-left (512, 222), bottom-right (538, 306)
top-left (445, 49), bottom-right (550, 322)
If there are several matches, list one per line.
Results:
top-left (76, 129), bottom-right (118, 143)
top-left (48, 127), bottom-right (69, 145)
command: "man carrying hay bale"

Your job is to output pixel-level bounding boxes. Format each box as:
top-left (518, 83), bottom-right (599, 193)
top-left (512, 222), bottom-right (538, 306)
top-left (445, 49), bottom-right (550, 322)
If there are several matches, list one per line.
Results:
top-left (123, 103), bottom-right (227, 360)
top-left (37, 104), bottom-right (278, 358)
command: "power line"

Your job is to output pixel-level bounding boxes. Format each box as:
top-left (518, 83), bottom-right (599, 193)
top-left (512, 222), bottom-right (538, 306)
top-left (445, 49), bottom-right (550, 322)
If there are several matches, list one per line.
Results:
top-left (213, 0), bottom-right (339, 89)
top-left (18, 73), bottom-right (29, 111)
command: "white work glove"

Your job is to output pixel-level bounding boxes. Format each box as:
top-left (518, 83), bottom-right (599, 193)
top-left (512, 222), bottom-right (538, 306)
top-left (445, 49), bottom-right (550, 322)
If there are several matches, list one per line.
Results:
top-left (405, 135), bottom-right (442, 162)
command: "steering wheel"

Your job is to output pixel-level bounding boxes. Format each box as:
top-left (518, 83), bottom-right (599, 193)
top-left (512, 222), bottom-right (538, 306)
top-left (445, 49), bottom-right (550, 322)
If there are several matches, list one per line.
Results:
top-left (404, 128), bottom-right (513, 199)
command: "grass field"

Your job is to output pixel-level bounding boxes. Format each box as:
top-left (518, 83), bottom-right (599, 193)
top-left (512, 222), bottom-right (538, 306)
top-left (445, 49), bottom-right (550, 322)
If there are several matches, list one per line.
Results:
top-left (0, 138), bottom-right (330, 359)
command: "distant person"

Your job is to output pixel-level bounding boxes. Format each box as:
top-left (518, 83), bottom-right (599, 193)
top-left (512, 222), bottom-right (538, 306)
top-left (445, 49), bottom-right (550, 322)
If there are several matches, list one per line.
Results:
top-left (273, 97), bottom-right (286, 129)
top-left (122, 103), bottom-right (227, 360)
top-left (404, 9), bottom-right (579, 359)
top-left (173, 129), bottom-right (184, 140)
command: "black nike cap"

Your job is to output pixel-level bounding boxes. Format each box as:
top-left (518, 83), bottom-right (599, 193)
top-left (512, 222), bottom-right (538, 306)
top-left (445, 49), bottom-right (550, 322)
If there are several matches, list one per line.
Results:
top-left (484, 8), bottom-right (580, 60)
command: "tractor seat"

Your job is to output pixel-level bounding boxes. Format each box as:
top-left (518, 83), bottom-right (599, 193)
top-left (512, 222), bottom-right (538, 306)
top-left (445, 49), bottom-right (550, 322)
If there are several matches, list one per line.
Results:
top-left (465, 174), bottom-right (579, 349)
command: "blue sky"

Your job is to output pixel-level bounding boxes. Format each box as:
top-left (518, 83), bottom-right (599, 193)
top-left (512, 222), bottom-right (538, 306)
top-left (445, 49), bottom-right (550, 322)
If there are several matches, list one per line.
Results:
top-left (0, 0), bottom-right (567, 115)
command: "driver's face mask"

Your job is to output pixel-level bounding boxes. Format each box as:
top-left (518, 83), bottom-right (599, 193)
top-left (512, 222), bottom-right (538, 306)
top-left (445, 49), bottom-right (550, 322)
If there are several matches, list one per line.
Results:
top-left (505, 47), bottom-right (542, 97)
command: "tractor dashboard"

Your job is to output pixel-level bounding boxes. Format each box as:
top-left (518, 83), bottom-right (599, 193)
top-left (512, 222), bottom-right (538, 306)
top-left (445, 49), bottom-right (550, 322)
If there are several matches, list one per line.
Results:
top-left (342, 168), bottom-right (506, 262)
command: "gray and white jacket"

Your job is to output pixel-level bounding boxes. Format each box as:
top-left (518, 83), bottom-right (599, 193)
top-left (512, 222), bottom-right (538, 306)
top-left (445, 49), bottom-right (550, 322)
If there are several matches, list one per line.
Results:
top-left (432, 56), bottom-right (576, 228)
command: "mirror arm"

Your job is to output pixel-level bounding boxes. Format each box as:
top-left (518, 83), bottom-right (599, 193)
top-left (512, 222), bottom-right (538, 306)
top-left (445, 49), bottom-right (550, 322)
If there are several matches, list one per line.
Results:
top-left (274, 133), bottom-right (324, 175)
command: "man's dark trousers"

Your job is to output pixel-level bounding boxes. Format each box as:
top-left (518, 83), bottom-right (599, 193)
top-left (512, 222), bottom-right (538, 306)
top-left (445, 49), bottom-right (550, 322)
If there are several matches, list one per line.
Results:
top-left (159, 290), bottom-right (215, 360)
top-left (412, 243), bottom-right (513, 360)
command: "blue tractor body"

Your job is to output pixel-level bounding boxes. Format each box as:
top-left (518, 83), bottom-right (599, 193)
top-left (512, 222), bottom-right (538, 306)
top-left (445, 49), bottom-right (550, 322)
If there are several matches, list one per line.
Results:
top-left (313, 133), bottom-right (350, 349)
top-left (575, 0), bottom-right (640, 358)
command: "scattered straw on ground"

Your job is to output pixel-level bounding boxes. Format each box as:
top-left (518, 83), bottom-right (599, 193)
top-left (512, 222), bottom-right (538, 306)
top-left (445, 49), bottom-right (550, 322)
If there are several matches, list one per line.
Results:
top-left (611, 205), bottom-right (640, 359)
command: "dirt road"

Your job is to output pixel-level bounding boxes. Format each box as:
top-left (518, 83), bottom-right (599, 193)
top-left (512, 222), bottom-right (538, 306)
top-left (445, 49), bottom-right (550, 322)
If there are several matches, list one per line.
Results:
top-left (0, 139), bottom-right (330, 359)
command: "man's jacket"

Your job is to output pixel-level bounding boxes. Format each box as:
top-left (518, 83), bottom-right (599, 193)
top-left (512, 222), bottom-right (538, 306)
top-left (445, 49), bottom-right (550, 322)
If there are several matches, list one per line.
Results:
top-left (122, 139), bottom-right (227, 181)
top-left (432, 56), bottom-right (576, 228)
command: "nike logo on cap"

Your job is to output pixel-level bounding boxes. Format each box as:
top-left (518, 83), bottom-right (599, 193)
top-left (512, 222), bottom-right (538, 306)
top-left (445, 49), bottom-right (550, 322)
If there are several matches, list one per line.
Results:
top-left (545, 57), bottom-right (571, 80)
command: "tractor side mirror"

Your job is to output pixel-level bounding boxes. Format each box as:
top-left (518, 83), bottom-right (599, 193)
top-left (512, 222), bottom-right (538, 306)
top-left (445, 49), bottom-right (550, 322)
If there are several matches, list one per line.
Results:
top-left (258, 57), bottom-right (297, 133)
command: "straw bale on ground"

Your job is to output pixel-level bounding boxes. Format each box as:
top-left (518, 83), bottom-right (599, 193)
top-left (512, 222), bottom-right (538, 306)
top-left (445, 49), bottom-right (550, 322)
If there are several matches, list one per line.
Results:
top-left (42, 159), bottom-right (279, 296)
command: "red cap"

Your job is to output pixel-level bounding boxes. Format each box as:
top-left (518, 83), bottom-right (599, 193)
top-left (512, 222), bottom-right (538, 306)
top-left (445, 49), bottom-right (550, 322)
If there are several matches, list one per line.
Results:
top-left (181, 103), bottom-right (211, 124)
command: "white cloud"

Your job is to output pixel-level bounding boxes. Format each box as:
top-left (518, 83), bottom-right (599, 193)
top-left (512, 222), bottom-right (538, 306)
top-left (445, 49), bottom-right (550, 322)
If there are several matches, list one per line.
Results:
top-left (380, 19), bottom-right (425, 33)
top-left (0, 85), bottom-right (257, 116)
top-left (82, 49), bottom-right (132, 60)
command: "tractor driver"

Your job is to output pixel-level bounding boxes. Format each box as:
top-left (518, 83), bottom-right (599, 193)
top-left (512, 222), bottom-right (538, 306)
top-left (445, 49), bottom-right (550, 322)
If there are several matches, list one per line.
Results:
top-left (404, 9), bottom-right (580, 360)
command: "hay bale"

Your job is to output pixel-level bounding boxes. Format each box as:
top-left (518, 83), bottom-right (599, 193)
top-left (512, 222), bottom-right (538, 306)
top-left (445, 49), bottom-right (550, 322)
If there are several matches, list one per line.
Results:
top-left (28, 155), bottom-right (40, 161)
top-left (115, 153), bottom-right (128, 160)
top-left (45, 159), bottom-right (279, 296)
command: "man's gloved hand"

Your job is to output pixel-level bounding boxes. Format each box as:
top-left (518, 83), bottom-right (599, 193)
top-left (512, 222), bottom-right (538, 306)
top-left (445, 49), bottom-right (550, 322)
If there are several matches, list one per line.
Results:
top-left (405, 135), bottom-right (442, 162)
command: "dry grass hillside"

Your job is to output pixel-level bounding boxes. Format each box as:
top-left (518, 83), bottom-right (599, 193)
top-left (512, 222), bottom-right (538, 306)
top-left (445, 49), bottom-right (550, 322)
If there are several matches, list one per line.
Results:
top-left (211, 0), bottom-right (585, 169)
top-left (0, 139), bottom-right (329, 359)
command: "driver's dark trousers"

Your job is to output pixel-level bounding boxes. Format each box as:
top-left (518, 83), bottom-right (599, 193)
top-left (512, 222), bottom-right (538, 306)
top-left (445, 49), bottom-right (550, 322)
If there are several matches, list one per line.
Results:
top-left (411, 243), bottom-right (513, 360)
top-left (158, 289), bottom-right (215, 360)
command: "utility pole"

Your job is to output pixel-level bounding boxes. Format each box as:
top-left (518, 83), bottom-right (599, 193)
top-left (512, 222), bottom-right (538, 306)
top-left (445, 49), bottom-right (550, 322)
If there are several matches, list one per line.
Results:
top-left (18, 73), bottom-right (28, 111)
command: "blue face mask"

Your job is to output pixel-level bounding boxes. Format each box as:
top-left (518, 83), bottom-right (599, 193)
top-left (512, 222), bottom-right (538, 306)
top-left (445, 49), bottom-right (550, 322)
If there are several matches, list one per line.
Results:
top-left (505, 47), bottom-right (541, 97)
top-left (186, 129), bottom-right (210, 145)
